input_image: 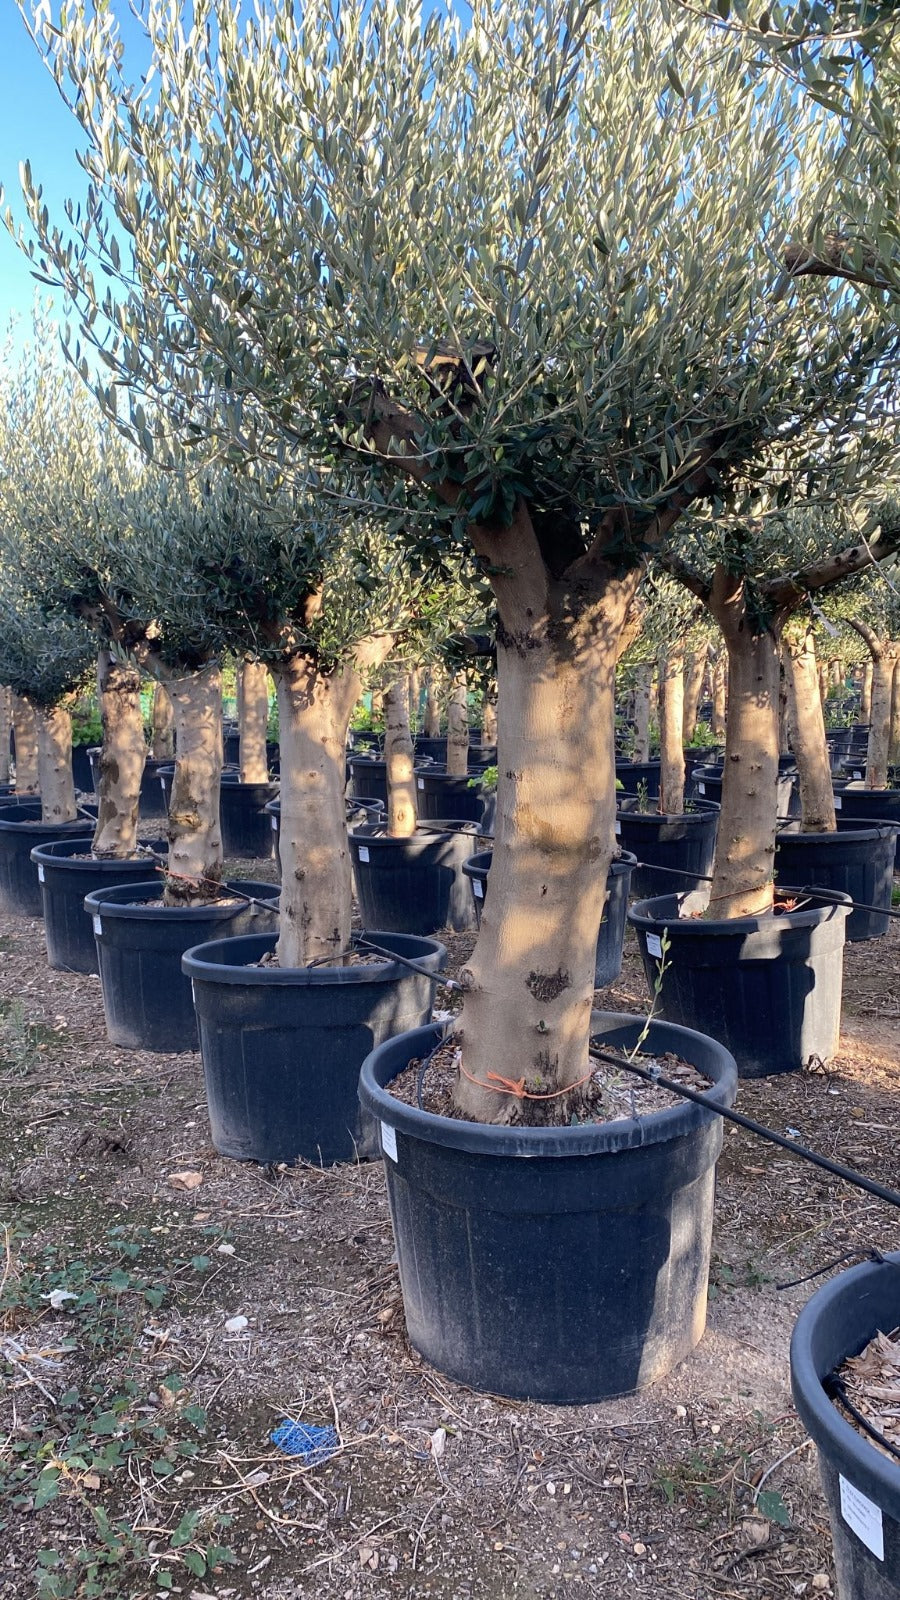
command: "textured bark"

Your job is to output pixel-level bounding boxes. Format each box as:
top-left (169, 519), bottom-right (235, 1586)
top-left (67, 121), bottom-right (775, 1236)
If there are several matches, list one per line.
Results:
top-left (682, 643), bottom-right (707, 743)
top-left (36, 703), bottom-right (77, 825)
top-left (162, 664), bottom-right (224, 902)
top-left (830, 659), bottom-right (843, 687)
top-left (0, 687), bottom-right (10, 785)
top-left (238, 659), bottom-right (270, 783)
top-left (818, 662), bottom-right (829, 712)
top-left (150, 682), bottom-right (175, 759)
top-left (867, 649), bottom-right (897, 790)
top-left (632, 665), bottom-right (652, 761)
top-left (423, 669), bottom-right (441, 736)
top-left (407, 668), bottom-right (421, 733)
top-left (12, 694), bottom-right (39, 794)
top-left (707, 572), bottom-right (781, 919)
top-left (711, 652), bottom-right (727, 737)
top-left (658, 646), bottom-right (686, 816)
top-left (784, 627), bottom-right (836, 832)
top-left (778, 658), bottom-right (790, 753)
top-left (889, 658), bottom-right (900, 768)
top-left (446, 672), bottom-right (469, 775)
top-left (92, 652), bottom-right (146, 858)
top-left (861, 660), bottom-right (873, 725)
top-left (481, 690), bottom-right (498, 745)
top-left (384, 678), bottom-right (417, 838)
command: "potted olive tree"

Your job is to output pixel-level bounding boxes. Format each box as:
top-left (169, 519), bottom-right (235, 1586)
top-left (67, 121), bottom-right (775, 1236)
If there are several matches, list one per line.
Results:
top-left (21, 0), bottom-right (895, 1399)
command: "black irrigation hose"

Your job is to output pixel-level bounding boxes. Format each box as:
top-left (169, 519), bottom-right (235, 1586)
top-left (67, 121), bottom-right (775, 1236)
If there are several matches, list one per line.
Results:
top-left (588, 1045), bottom-right (900, 1214)
top-left (775, 1247), bottom-right (888, 1293)
top-left (825, 1370), bottom-right (900, 1464)
top-left (351, 934), bottom-right (466, 992)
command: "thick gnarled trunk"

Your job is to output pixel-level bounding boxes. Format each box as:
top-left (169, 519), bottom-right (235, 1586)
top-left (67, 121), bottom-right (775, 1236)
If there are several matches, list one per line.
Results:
top-left (446, 672), bottom-right (469, 774)
top-left (150, 682), bottom-right (175, 760)
top-left (682, 643), bottom-right (707, 744)
top-left (889, 658), bottom-right (900, 768)
top-left (784, 627), bottom-right (836, 832)
top-left (0, 688), bottom-right (10, 785)
top-left (36, 703), bottom-right (77, 825)
top-left (658, 645), bottom-right (686, 816)
top-left (12, 694), bottom-right (39, 794)
top-left (162, 664), bottom-right (224, 902)
top-left (92, 652), bottom-right (146, 858)
top-left (238, 658), bottom-right (271, 783)
top-left (384, 678), bottom-right (417, 838)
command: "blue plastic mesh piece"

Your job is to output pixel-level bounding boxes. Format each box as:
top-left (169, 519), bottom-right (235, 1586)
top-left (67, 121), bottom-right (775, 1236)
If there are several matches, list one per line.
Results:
top-left (270, 1420), bottom-right (339, 1464)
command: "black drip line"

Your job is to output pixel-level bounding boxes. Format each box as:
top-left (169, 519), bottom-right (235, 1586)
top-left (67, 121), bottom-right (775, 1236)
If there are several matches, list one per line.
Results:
top-left (825, 1368), bottom-right (900, 1465)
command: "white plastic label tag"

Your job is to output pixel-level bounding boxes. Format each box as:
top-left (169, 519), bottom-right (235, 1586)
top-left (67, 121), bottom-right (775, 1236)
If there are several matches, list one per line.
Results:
top-left (417, 777), bottom-right (425, 789)
top-left (160, 776), bottom-right (167, 790)
top-left (380, 1121), bottom-right (398, 1162)
top-left (697, 781), bottom-right (706, 795)
top-left (37, 864), bottom-right (44, 883)
top-left (646, 932), bottom-right (663, 959)
top-left (473, 879), bottom-right (484, 898)
top-left (191, 980), bottom-right (196, 1005)
top-left (834, 794), bottom-right (842, 809)
top-left (839, 1475), bottom-right (884, 1560)
top-left (853, 769), bottom-right (863, 780)
top-left (92, 914), bottom-right (102, 937)
top-left (358, 846), bottom-right (370, 863)
top-left (270, 814), bottom-right (278, 830)
top-left (614, 820), bottom-right (621, 836)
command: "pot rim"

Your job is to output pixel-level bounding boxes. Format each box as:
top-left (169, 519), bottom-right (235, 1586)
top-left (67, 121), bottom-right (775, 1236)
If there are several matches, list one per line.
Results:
top-left (31, 840), bottom-right (166, 869)
top-left (462, 848), bottom-right (638, 880)
top-left (628, 888), bottom-right (852, 936)
top-left (776, 823), bottom-right (896, 845)
top-left (616, 800), bottom-right (720, 823)
top-left (0, 813), bottom-right (95, 835)
top-left (182, 928), bottom-right (447, 987)
top-left (84, 880), bottom-right (280, 920)
top-left (359, 1011), bottom-right (737, 1160)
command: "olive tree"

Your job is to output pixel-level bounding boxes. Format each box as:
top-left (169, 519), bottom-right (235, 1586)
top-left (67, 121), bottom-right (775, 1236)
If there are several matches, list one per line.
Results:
top-left (14, 0), bottom-right (899, 1118)
top-left (0, 581), bottom-right (95, 822)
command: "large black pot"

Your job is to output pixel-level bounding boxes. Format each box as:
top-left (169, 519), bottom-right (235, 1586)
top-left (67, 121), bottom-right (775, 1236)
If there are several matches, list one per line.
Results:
top-left (461, 848), bottom-right (637, 988)
top-left (693, 761), bottom-right (798, 818)
top-left (349, 728), bottom-right (382, 753)
top-left (628, 889), bottom-right (850, 1078)
top-left (84, 880), bottom-right (280, 1052)
top-left (615, 799), bottom-right (720, 899)
top-left (350, 822), bottom-right (480, 935)
top-left (31, 838), bottom-right (167, 974)
top-left (615, 760), bottom-right (661, 800)
top-left (71, 744), bottom-right (94, 794)
top-left (791, 1254), bottom-right (900, 1599)
top-left (223, 728), bottom-right (240, 766)
top-left (0, 806), bottom-right (95, 918)
top-left (359, 1012), bottom-right (737, 1402)
top-left (347, 754), bottom-right (388, 806)
top-left (183, 929), bottom-right (446, 1166)
top-left (775, 823), bottom-right (896, 942)
top-left (414, 765), bottom-right (484, 822)
top-left (837, 786), bottom-right (900, 866)
top-left (219, 774), bottom-right (279, 860)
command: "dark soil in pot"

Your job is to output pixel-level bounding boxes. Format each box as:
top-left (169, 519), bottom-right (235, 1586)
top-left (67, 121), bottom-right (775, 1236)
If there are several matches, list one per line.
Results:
top-left (628, 888), bottom-right (851, 1078)
top-left (615, 798), bottom-right (720, 899)
top-left (791, 1252), bottom-right (900, 1599)
top-left (414, 766), bottom-right (484, 823)
top-left (775, 823), bottom-right (896, 942)
top-left (219, 775), bottom-right (279, 860)
top-left (461, 848), bottom-right (637, 988)
top-left (0, 806), bottom-right (96, 918)
top-left (358, 1011), bottom-right (737, 1403)
top-left (84, 880), bottom-right (280, 1053)
top-left (350, 822), bottom-right (481, 935)
top-left (183, 929), bottom-right (446, 1166)
top-left (31, 838), bottom-right (167, 974)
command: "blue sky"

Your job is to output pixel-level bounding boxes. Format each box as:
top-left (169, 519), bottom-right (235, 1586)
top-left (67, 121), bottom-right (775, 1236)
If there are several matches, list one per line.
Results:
top-left (0, 5), bottom-right (146, 345)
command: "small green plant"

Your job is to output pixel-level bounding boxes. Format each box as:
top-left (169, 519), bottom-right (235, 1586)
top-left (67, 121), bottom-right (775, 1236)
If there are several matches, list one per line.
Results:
top-left (470, 764), bottom-right (497, 792)
top-left (635, 778), bottom-right (651, 812)
top-left (685, 719), bottom-right (717, 750)
top-left (70, 708), bottom-right (103, 747)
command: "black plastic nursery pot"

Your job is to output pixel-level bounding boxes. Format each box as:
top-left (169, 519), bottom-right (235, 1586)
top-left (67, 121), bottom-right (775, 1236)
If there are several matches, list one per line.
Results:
top-left (349, 729), bottom-right (382, 753)
top-left (414, 765), bottom-right (484, 822)
top-left (31, 838), bottom-right (167, 974)
top-left (628, 889), bottom-right (851, 1079)
top-left (350, 822), bottom-right (481, 936)
top-left (791, 1253), bottom-right (900, 1599)
top-left (693, 762), bottom-right (798, 818)
top-left (461, 848), bottom-right (637, 988)
top-left (219, 775), bottom-right (279, 860)
top-left (223, 728), bottom-right (240, 766)
top-left (84, 880), bottom-right (280, 1052)
top-left (615, 799), bottom-right (720, 900)
top-left (347, 755), bottom-right (388, 805)
top-left (183, 929), bottom-right (446, 1166)
top-left (0, 806), bottom-right (95, 918)
top-left (615, 759), bottom-right (661, 800)
top-left (359, 1011), bottom-right (737, 1403)
top-left (71, 744), bottom-right (94, 794)
top-left (837, 786), bottom-right (900, 867)
top-left (775, 823), bottom-right (896, 942)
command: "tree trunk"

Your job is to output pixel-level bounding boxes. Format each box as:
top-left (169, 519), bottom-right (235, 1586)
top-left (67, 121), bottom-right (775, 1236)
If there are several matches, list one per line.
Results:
top-left (632, 665), bottom-right (652, 761)
top-left (0, 687), bottom-right (10, 785)
top-left (162, 664), bottom-right (224, 902)
top-left (860, 659), bottom-right (873, 725)
top-left (682, 642), bottom-right (707, 744)
top-left (12, 694), bottom-right (39, 794)
top-left (711, 652), bottom-right (727, 738)
top-left (707, 574), bottom-right (781, 919)
top-left (818, 661), bottom-right (830, 713)
top-left (481, 688), bottom-right (498, 746)
top-left (778, 658), bottom-right (790, 753)
top-left (384, 678), bottom-right (417, 838)
top-left (423, 670), bottom-right (441, 736)
top-left (453, 586), bottom-right (633, 1123)
top-left (238, 659), bottom-right (270, 783)
top-left (150, 682), bottom-right (175, 760)
top-left (658, 645), bottom-right (686, 816)
top-left (830, 659), bottom-right (843, 688)
top-left (273, 653), bottom-right (359, 966)
top-left (92, 652), bottom-right (146, 858)
top-left (866, 648), bottom-right (896, 789)
top-left (407, 668), bottom-right (421, 733)
top-left (783, 627), bottom-right (836, 832)
top-left (36, 703), bottom-right (77, 825)
top-left (889, 656), bottom-right (900, 769)
top-left (446, 672), bottom-right (469, 775)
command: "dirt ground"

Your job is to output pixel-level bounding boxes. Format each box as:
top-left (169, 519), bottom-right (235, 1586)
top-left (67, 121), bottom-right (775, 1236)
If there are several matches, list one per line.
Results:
top-left (1, 850), bottom-right (898, 1600)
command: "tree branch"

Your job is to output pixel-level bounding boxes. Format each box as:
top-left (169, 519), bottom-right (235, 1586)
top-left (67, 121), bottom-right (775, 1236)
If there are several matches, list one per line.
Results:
top-left (846, 617), bottom-right (884, 659)
top-left (784, 236), bottom-right (895, 294)
top-left (762, 514), bottom-right (900, 612)
top-left (659, 552), bottom-right (713, 605)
